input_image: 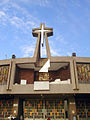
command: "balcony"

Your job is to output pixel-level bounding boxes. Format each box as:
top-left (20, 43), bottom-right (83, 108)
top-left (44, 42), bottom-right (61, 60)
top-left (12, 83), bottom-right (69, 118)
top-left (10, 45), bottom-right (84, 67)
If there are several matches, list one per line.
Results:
top-left (10, 62), bottom-right (73, 94)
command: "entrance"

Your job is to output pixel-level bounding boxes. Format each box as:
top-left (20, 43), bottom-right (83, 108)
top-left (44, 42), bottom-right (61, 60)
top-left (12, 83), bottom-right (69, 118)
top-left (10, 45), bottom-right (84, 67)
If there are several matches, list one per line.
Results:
top-left (23, 99), bottom-right (68, 120)
top-left (76, 99), bottom-right (90, 120)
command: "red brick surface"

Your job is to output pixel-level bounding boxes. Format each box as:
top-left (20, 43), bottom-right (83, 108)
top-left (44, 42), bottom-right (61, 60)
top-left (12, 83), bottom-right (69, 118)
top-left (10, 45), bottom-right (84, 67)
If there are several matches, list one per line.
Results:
top-left (49, 65), bottom-right (70, 81)
top-left (56, 65), bottom-right (70, 81)
top-left (35, 65), bottom-right (70, 81)
top-left (15, 65), bottom-right (70, 84)
top-left (20, 69), bottom-right (34, 84)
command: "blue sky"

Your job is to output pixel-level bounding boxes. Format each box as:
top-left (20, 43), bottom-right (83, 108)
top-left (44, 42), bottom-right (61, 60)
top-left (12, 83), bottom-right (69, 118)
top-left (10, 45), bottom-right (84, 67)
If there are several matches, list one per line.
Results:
top-left (0, 0), bottom-right (90, 60)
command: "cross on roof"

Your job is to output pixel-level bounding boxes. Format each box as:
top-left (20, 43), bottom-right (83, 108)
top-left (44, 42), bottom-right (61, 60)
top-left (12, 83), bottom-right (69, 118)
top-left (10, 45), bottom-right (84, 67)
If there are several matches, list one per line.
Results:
top-left (32, 23), bottom-right (53, 47)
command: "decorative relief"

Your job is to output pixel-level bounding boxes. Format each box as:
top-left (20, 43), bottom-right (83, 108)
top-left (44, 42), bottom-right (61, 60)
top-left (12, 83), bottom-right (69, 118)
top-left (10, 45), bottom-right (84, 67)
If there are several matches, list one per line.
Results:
top-left (0, 100), bottom-right (13, 118)
top-left (24, 99), bottom-right (65, 119)
top-left (77, 63), bottom-right (90, 83)
top-left (39, 72), bottom-right (49, 81)
top-left (0, 65), bottom-right (9, 85)
top-left (76, 100), bottom-right (90, 118)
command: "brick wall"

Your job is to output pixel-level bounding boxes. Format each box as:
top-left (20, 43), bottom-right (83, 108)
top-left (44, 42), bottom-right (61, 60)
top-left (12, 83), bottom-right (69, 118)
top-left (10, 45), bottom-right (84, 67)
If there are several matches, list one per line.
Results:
top-left (16, 65), bottom-right (70, 83)
top-left (56, 65), bottom-right (70, 81)
top-left (19, 69), bottom-right (34, 84)
top-left (49, 71), bottom-right (56, 81)
top-left (49, 65), bottom-right (70, 81)
top-left (35, 65), bottom-right (70, 81)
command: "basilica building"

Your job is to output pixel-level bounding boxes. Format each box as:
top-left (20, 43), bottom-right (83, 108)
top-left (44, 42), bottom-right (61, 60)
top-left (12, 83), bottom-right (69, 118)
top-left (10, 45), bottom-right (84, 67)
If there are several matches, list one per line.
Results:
top-left (0, 23), bottom-right (90, 120)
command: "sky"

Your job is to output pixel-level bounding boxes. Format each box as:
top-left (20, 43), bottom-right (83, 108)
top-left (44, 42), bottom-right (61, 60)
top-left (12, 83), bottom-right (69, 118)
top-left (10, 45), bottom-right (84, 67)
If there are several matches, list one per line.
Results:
top-left (0, 0), bottom-right (90, 60)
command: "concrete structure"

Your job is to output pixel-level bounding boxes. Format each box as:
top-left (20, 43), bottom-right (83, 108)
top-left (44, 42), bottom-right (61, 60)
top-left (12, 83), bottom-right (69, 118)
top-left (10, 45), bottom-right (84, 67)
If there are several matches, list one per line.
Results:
top-left (0, 23), bottom-right (90, 120)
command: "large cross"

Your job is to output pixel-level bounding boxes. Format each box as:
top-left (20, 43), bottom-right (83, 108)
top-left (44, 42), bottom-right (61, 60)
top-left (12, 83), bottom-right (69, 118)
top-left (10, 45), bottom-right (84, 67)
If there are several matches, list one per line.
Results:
top-left (32, 23), bottom-right (53, 47)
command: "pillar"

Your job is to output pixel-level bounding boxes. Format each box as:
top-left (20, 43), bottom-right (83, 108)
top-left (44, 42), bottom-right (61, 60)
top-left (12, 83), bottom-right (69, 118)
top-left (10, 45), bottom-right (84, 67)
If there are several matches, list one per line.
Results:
top-left (68, 96), bottom-right (76, 120)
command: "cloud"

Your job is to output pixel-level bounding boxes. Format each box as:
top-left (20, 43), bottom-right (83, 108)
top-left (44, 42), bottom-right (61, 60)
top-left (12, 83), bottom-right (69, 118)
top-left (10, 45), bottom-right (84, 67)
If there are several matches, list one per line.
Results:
top-left (19, 0), bottom-right (50, 7)
top-left (0, 0), bottom-right (9, 6)
top-left (0, 11), bottom-right (8, 25)
top-left (70, 0), bottom-right (81, 8)
top-left (67, 52), bottom-right (72, 56)
top-left (55, 34), bottom-right (68, 45)
top-left (10, 16), bottom-right (24, 28)
top-left (10, 2), bottom-right (40, 24)
top-left (0, 11), bottom-right (6, 16)
top-left (39, 0), bottom-right (49, 7)
top-left (50, 48), bottom-right (61, 56)
top-left (21, 43), bottom-right (61, 58)
top-left (21, 45), bottom-right (35, 57)
top-left (0, 1), bottom-right (40, 35)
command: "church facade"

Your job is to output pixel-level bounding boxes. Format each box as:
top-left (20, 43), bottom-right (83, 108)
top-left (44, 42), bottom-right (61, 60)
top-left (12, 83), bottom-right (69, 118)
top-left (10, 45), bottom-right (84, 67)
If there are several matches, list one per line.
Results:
top-left (0, 23), bottom-right (90, 120)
